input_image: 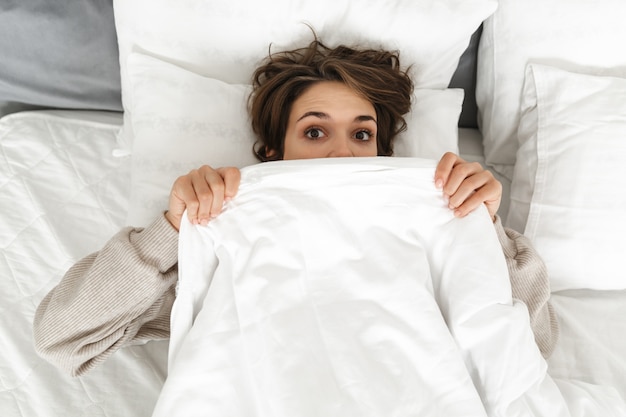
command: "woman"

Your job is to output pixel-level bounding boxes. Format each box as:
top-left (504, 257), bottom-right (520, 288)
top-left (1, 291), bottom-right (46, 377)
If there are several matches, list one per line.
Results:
top-left (33, 39), bottom-right (558, 377)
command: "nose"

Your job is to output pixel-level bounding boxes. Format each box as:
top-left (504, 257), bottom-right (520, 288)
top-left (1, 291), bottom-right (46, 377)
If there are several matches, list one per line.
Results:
top-left (327, 137), bottom-right (354, 158)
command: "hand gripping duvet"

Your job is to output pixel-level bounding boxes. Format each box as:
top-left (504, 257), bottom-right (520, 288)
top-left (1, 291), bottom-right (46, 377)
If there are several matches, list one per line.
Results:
top-left (152, 157), bottom-right (567, 417)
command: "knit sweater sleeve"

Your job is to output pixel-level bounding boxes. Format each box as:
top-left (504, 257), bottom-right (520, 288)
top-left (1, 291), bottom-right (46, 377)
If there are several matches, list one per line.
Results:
top-left (33, 214), bottom-right (179, 377)
top-left (493, 216), bottom-right (560, 358)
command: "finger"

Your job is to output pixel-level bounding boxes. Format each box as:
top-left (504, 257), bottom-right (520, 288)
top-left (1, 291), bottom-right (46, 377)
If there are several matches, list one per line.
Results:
top-left (199, 166), bottom-right (226, 219)
top-left (216, 167), bottom-right (241, 201)
top-left (450, 189), bottom-right (489, 218)
top-left (434, 152), bottom-right (464, 189)
top-left (442, 161), bottom-right (484, 197)
top-left (481, 178), bottom-right (503, 219)
top-left (190, 169), bottom-right (215, 224)
top-left (166, 181), bottom-right (189, 230)
top-left (451, 186), bottom-right (500, 219)
top-left (170, 173), bottom-right (203, 225)
top-left (450, 171), bottom-right (502, 219)
top-left (447, 170), bottom-right (493, 210)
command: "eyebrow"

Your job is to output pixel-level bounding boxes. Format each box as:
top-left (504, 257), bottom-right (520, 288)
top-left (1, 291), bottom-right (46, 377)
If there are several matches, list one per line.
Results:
top-left (297, 111), bottom-right (377, 124)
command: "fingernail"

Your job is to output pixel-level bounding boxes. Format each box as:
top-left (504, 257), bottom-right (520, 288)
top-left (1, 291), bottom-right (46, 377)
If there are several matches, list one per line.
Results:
top-left (435, 179), bottom-right (443, 189)
top-left (454, 210), bottom-right (461, 217)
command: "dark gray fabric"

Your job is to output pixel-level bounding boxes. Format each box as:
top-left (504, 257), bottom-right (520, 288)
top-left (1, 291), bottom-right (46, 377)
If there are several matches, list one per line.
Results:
top-left (0, 0), bottom-right (122, 118)
top-left (0, 101), bottom-right (46, 116)
top-left (449, 26), bottom-right (482, 129)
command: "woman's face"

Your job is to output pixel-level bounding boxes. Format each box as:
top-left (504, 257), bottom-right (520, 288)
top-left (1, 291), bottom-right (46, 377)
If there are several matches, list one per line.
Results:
top-left (282, 81), bottom-right (378, 160)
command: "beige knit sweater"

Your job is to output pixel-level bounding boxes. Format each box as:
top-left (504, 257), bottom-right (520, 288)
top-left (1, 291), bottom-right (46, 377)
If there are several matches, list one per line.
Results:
top-left (33, 214), bottom-right (559, 377)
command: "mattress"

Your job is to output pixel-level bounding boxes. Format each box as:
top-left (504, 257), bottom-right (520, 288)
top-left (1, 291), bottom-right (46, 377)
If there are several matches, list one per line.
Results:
top-left (548, 289), bottom-right (626, 405)
top-left (1, 110), bottom-right (625, 416)
top-left (0, 110), bottom-right (167, 417)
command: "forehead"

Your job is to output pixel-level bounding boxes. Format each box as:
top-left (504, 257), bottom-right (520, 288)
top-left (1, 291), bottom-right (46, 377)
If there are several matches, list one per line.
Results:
top-left (292, 81), bottom-right (376, 116)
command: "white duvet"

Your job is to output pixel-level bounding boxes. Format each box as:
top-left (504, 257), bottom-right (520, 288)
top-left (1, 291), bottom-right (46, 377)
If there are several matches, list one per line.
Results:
top-left (153, 157), bottom-right (566, 417)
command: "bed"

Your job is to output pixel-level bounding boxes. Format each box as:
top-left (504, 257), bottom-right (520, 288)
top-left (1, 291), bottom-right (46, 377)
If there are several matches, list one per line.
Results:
top-left (1, 1), bottom-right (626, 416)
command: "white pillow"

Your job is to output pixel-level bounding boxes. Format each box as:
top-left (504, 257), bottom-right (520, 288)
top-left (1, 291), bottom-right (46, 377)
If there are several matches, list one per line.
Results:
top-left (476, 0), bottom-right (626, 179)
top-left (509, 63), bottom-right (626, 291)
top-left (113, 0), bottom-right (496, 152)
top-left (394, 88), bottom-right (463, 161)
top-left (126, 52), bottom-right (463, 226)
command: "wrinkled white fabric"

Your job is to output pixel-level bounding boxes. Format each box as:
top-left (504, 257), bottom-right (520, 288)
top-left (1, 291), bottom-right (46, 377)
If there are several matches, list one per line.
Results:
top-left (155, 157), bottom-right (566, 417)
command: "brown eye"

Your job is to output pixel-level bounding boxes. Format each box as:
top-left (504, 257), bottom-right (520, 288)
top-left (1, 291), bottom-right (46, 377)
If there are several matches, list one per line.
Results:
top-left (354, 130), bottom-right (372, 141)
top-left (305, 128), bottom-right (325, 139)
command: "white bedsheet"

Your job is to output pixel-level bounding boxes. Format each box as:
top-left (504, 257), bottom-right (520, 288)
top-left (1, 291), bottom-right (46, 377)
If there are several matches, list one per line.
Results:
top-left (0, 111), bottom-right (167, 417)
top-left (548, 289), bottom-right (626, 413)
top-left (156, 158), bottom-right (567, 417)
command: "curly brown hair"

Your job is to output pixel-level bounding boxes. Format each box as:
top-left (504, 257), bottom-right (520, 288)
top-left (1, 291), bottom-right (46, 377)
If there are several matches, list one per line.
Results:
top-left (249, 38), bottom-right (414, 161)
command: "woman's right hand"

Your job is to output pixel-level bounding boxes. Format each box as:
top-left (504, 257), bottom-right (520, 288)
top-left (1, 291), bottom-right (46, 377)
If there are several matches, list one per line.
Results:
top-left (165, 166), bottom-right (241, 231)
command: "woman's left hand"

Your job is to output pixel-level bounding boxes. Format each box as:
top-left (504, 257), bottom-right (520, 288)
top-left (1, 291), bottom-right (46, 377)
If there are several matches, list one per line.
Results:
top-left (434, 152), bottom-right (502, 222)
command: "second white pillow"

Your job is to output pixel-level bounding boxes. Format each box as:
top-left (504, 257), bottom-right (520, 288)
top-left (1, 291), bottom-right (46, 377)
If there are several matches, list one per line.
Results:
top-left (125, 52), bottom-right (463, 226)
top-left (509, 63), bottom-right (626, 291)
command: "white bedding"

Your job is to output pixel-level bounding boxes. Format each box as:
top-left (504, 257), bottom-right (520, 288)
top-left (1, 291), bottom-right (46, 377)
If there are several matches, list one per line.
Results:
top-left (1, 111), bottom-right (625, 416)
top-left (0, 111), bottom-right (167, 417)
top-left (157, 158), bottom-right (560, 416)
top-left (549, 289), bottom-right (626, 408)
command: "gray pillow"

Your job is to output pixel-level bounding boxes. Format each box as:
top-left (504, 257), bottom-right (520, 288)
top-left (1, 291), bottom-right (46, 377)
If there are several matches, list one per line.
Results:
top-left (449, 26), bottom-right (482, 129)
top-left (0, 0), bottom-right (122, 117)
